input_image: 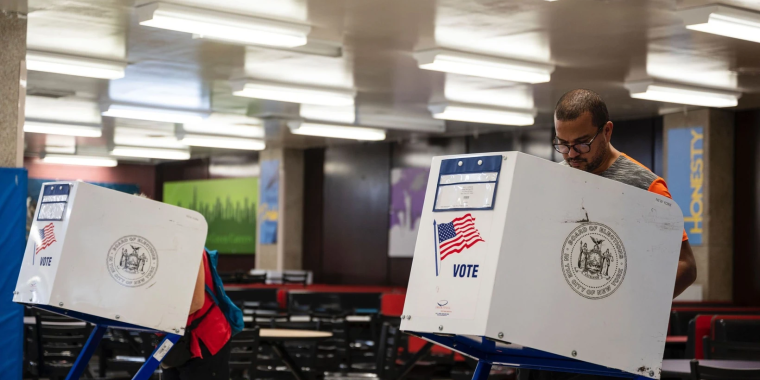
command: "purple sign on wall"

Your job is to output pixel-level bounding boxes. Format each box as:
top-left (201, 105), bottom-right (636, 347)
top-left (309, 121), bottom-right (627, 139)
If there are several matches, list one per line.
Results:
top-left (388, 167), bottom-right (430, 257)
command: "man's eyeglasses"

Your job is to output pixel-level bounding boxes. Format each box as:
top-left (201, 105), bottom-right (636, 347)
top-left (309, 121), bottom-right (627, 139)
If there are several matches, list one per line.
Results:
top-left (553, 126), bottom-right (604, 154)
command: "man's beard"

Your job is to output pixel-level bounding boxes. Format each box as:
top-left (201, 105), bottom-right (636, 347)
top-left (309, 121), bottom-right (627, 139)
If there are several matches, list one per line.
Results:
top-left (568, 146), bottom-right (608, 173)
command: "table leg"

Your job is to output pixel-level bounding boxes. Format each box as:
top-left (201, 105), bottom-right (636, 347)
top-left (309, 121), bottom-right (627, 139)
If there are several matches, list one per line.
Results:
top-left (395, 342), bottom-right (433, 380)
top-left (66, 324), bottom-right (107, 380)
top-left (131, 334), bottom-right (181, 380)
top-left (270, 342), bottom-right (308, 380)
top-left (472, 361), bottom-right (492, 380)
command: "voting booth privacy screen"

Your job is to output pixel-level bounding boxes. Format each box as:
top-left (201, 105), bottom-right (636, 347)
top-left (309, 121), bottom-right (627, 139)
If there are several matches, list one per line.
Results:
top-left (14, 182), bottom-right (208, 334)
top-left (401, 152), bottom-right (684, 378)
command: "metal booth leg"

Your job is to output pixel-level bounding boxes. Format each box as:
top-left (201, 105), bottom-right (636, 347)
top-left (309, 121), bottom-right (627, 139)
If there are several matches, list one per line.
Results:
top-left (472, 361), bottom-right (492, 380)
top-left (66, 324), bottom-right (108, 380)
top-left (131, 333), bottom-right (182, 380)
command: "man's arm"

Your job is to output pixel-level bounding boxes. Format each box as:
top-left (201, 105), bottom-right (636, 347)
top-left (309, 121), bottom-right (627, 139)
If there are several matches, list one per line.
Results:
top-left (189, 259), bottom-right (205, 315)
top-left (673, 239), bottom-right (697, 298)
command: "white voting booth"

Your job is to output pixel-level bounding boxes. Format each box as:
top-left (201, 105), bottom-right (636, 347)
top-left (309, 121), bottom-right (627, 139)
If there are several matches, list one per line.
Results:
top-left (401, 152), bottom-right (684, 379)
top-left (13, 181), bottom-right (208, 379)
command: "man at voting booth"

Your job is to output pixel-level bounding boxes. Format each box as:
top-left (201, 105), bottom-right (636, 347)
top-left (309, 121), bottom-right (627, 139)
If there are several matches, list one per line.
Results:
top-left (162, 249), bottom-right (232, 380)
top-left (520, 90), bottom-right (697, 380)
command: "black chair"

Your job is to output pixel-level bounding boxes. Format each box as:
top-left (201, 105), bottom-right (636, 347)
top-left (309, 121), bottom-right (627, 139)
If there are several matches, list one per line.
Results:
top-left (241, 272), bottom-right (268, 284)
top-left (100, 330), bottom-right (161, 378)
top-left (346, 312), bottom-right (381, 368)
top-left (325, 321), bottom-right (401, 380)
top-left (283, 272), bottom-right (309, 286)
top-left (229, 327), bottom-right (261, 380)
top-left (690, 359), bottom-right (760, 379)
top-left (227, 288), bottom-right (280, 311)
top-left (706, 318), bottom-right (760, 360)
top-left (670, 309), bottom-right (760, 336)
top-left (246, 309), bottom-right (290, 329)
top-left (33, 310), bottom-right (94, 380)
top-left (219, 271), bottom-right (242, 284)
top-left (272, 317), bottom-right (322, 379)
top-left (24, 307), bottom-right (38, 379)
top-left (311, 312), bottom-right (353, 373)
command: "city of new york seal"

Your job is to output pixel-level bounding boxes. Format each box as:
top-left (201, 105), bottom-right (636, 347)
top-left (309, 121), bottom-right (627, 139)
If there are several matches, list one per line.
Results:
top-left (106, 235), bottom-right (159, 288)
top-left (561, 222), bottom-right (627, 300)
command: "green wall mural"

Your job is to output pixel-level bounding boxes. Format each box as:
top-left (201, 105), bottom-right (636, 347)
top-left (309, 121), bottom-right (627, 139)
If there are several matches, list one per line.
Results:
top-left (164, 177), bottom-right (258, 254)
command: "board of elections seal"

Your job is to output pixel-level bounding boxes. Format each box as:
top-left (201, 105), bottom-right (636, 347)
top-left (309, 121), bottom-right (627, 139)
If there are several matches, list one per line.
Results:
top-left (561, 222), bottom-right (626, 300)
top-left (106, 235), bottom-right (158, 288)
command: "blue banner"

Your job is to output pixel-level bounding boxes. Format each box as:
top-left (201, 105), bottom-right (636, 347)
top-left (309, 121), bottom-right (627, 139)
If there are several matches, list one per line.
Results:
top-left (0, 168), bottom-right (27, 378)
top-left (259, 160), bottom-right (279, 244)
top-left (666, 127), bottom-right (704, 245)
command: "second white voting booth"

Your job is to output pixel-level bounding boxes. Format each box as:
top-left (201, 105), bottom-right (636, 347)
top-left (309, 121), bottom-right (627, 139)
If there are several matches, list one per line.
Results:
top-left (14, 181), bottom-right (208, 379)
top-left (401, 152), bottom-right (684, 379)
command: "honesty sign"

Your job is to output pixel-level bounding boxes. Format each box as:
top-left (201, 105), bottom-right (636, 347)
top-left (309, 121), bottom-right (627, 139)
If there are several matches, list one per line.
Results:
top-left (667, 127), bottom-right (704, 245)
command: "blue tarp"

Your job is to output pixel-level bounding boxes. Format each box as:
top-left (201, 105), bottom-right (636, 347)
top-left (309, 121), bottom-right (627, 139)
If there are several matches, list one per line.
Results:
top-left (0, 168), bottom-right (27, 379)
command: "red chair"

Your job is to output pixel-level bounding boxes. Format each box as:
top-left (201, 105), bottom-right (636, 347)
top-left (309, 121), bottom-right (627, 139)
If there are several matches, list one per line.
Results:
top-left (670, 307), bottom-right (760, 336)
top-left (705, 315), bottom-right (760, 360)
top-left (685, 314), bottom-right (714, 359)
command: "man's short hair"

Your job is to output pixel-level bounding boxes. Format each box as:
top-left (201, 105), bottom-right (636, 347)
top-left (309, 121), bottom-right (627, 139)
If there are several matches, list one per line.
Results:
top-left (554, 89), bottom-right (609, 128)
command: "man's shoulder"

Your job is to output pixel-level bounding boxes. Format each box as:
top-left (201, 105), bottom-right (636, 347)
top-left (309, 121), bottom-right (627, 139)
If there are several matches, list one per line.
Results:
top-left (599, 154), bottom-right (659, 191)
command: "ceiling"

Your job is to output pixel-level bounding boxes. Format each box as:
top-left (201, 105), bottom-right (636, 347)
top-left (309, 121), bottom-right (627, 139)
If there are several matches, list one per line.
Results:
top-left (15, 0), bottom-right (760, 161)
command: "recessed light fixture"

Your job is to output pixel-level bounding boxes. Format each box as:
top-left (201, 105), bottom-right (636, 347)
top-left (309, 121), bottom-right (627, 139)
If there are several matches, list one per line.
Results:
top-left (136, 2), bottom-right (310, 48)
top-left (26, 96), bottom-right (102, 125)
top-left (429, 102), bottom-right (535, 126)
top-left (414, 48), bottom-right (555, 84)
top-left (24, 120), bottom-right (102, 138)
top-left (357, 105), bottom-right (446, 132)
top-left (299, 104), bottom-right (356, 124)
top-left (45, 135), bottom-right (77, 155)
top-left (42, 154), bottom-right (118, 167)
top-left (625, 80), bottom-right (741, 108)
top-left (182, 113), bottom-right (265, 138)
top-left (678, 5), bottom-right (760, 44)
top-left (179, 134), bottom-right (266, 150)
top-left (26, 50), bottom-right (126, 79)
top-left (113, 126), bottom-right (188, 149)
top-left (231, 79), bottom-right (356, 106)
top-left (111, 146), bottom-right (191, 160)
top-left (288, 121), bottom-right (386, 141)
top-left (102, 103), bottom-right (207, 124)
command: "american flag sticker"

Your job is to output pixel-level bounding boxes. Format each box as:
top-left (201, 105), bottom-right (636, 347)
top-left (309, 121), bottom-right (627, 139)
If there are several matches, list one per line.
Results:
top-left (433, 213), bottom-right (484, 276)
top-left (33, 223), bottom-right (57, 264)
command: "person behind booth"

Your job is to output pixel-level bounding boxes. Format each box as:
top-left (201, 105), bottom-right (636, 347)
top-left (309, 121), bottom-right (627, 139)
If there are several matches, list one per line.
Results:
top-left (162, 250), bottom-right (232, 380)
top-left (520, 89), bottom-right (697, 380)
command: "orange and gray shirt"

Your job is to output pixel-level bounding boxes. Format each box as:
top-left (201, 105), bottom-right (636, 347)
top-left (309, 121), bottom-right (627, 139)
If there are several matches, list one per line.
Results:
top-left (562, 153), bottom-right (688, 241)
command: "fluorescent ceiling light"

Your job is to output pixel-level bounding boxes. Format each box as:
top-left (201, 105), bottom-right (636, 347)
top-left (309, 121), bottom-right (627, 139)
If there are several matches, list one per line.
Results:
top-left (42, 154), bottom-right (117, 167)
top-left (102, 104), bottom-right (207, 124)
top-left (429, 102), bottom-right (535, 126)
top-left (414, 48), bottom-right (554, 84)
top-left (26, 96), bottom-right (102, 125)
top-left (26, 50), bottom-right (126, 79)
top-left (300, 104), bottom-right (356, 123)
top-left (45, 135), bottom-right (76, 154)
top-left (45, 146), bottom-right (76, 154)
top-left (288, 122), bottom-right (386, 141)
top-left (114, 127), bottom-right (188, 149)
top-left (625, 80), bottom-right (740, 108)
top-left (182, 113), bottom-right (264, 138)
top-left (111, 146), bottom-right (191, 160)
top-left (358, 105), bottom-right (445, 132)
top-left (180, 134), bottom-right (266, 150)
top-left (231, 79), bottom-right (356, 106)
top-left (137, 2), bottom-right (310, 48)
top-left (678, 5), bottom-right (760, 44)
top-left (24, 120), bottom-right (102, 137)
